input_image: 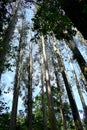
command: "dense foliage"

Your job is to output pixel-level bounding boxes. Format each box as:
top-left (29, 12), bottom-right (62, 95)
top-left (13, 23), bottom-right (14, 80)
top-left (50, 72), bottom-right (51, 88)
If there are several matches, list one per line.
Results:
top-left (32, 0), bottom-right (87, 39)
top-left (33, 0), bottom-right (76, 40)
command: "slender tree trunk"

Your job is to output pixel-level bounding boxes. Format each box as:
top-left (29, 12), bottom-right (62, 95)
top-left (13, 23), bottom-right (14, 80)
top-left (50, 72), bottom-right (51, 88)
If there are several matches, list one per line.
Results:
top-left (52, 58), bottom-right (67, 130)
top-left (27, 31), bottom-right (33, 130)
top-left (9, 30), bottom-right (23, 130)
top-left (60, 99), bottom-right (67, 130)
top-left (62, 70), bottom-right (83, 130)
top-left (39, 45), bottom-right (48, 130)
top-left (42, 35), bottom-right (57, 130)
top-left (52, 36), bottom-right (83, 130)
top-left (9, 68), bottom-right (20, 130)
top-left (68, 40), bottom-right (87, 83)
top-left (40, 59), bottom-right (48, 130)
top-left (64, 41), bottom-right (87, 127)
top-left (0, 0), bottom-right (22, 78)
top-left (9, 12), bottom-right (27, 129)
top-left (4, 0), bottom-right (23, 47)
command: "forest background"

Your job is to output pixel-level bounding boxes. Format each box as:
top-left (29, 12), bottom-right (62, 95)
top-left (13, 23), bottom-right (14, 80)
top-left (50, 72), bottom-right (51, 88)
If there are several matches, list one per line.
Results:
top-left (0, 0), bottom-right (87, 130)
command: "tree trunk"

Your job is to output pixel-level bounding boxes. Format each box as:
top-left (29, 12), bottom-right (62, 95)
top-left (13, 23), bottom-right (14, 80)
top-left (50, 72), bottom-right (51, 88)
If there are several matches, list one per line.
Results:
top-left (60, 100), bottom-right (67, 130)
top-left (40, 60), bottom-right (48, 130)
top-left (68, 40), bottom-right (87, 84)
top-left (62, 70), bottom-right (83, 130)
top-left (39, 45), bottom-right (48, 130)
top-left (27, 31), bottom-right (33, 130)
top-left (9, 12), bottom-right (26, 129)
top-left (52, 58), bottom-right (67, 130)
top-left (52, 36), bottom-right (83, 130)
top-left (9, 30), bottom-right (23, 130)
top-left (64, 41), bottom-right (87, 127)
top-left (42, 35), bottom-right (57, 130)
top-left (0, 0), bottom-right (22, 78)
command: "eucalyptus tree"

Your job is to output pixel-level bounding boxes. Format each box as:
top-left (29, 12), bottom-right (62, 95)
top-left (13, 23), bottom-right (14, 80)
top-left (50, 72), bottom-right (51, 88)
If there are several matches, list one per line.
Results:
top-left (0, 0), bottom-right (23, 78)
top-left (27, 30), bottom-right (33, 130)
top-left (52, 58), bottom-right (67, 130)
top-left (52, 36), bottom-right (83, 130)
top-left (64, 41), bottom-right (87, 127)
top-left (66, 40), bottom-right (87, 83)
top-left (46, 37), bottom-right (67, 130)
top-left (9, 6), bottom-right (28, 130)
top-left (38, 44), bottom-right (48, 130)
top-left (44, 42), bottom-right (74, 129)
top-left (41, 35), bottom-right (57, 130)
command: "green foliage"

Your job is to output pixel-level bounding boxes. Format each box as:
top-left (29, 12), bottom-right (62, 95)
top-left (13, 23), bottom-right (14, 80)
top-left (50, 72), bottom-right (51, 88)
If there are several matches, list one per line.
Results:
top-left (0, 113), bottom-right (10, 130)
top-left (0, 91), bottom-right (75, 130)
top-left (33, 0), bottom-right (87, 39)
top-left (32, 95), bottom-right (50, 130)
top-left (0, 101), bottom-right (9, 114)
top-left (0, 39), bottom-right (12, 75)
top-left (0, 89), bottom-right (10, 114)
top-left (33, 0), bottom-right (76, 40)
top-left (0, 113), bottom-right (27, 130)
top-left (16, 116), bottom-right (27, 130)
top-left (51, 86), bottom-right (75, 129)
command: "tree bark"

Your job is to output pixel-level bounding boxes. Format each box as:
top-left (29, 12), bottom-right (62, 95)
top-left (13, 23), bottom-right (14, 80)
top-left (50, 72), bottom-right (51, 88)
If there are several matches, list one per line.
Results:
top-left (27, 30), bottom-right (33, 130)
top-left (62, 70), bottom-right (83, 130)
top-left (0, 0), bottom-right (23, 77)
top-left (68, 40), bottom-right (87, 84)
top-left (42, 35), bottom-right (57, 130)
top-left (9, 29), bottom-right (23, 130)
top-left (64, 41), bottom-right (87, 127)
top-left (9, 12), bottom-right (26, 129)
top-left (60, 100), bottom-right (67, 130)
top-left (52, 58), bottom-right (67, 130)
top-left (40, 60), bottom-right (48, 130)
top-left (39, 45), bottom-right (48, 130)
top-left (52, 36), bottom-right (83, 130)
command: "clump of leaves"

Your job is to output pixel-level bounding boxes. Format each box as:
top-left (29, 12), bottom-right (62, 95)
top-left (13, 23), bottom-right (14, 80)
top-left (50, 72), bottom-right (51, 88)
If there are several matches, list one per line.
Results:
top-left (32, 0), bottom-right (76, 40)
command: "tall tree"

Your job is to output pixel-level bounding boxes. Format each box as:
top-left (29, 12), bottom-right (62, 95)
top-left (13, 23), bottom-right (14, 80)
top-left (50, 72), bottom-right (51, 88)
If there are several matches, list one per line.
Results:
top-left (67, 40), bottom-right (87, 83)
top-left (52, 57), bottom-right (67, 130)
top-left (9, 31), bottom-right (22, 130)
top-left (9, 12), bottom-right (27, 130)
top-left (64, 41), bottom-right (87, 127)
top-left (41, 35), bottom-right (57, 130)
top-left (0, 0), bottom-right (23, 78)
top-left (52, 36), bottom-right (83, 130)
top-left (27, 30), bottom-right (33, 130)
top-left (39, 44), bottom-right (48, 130)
